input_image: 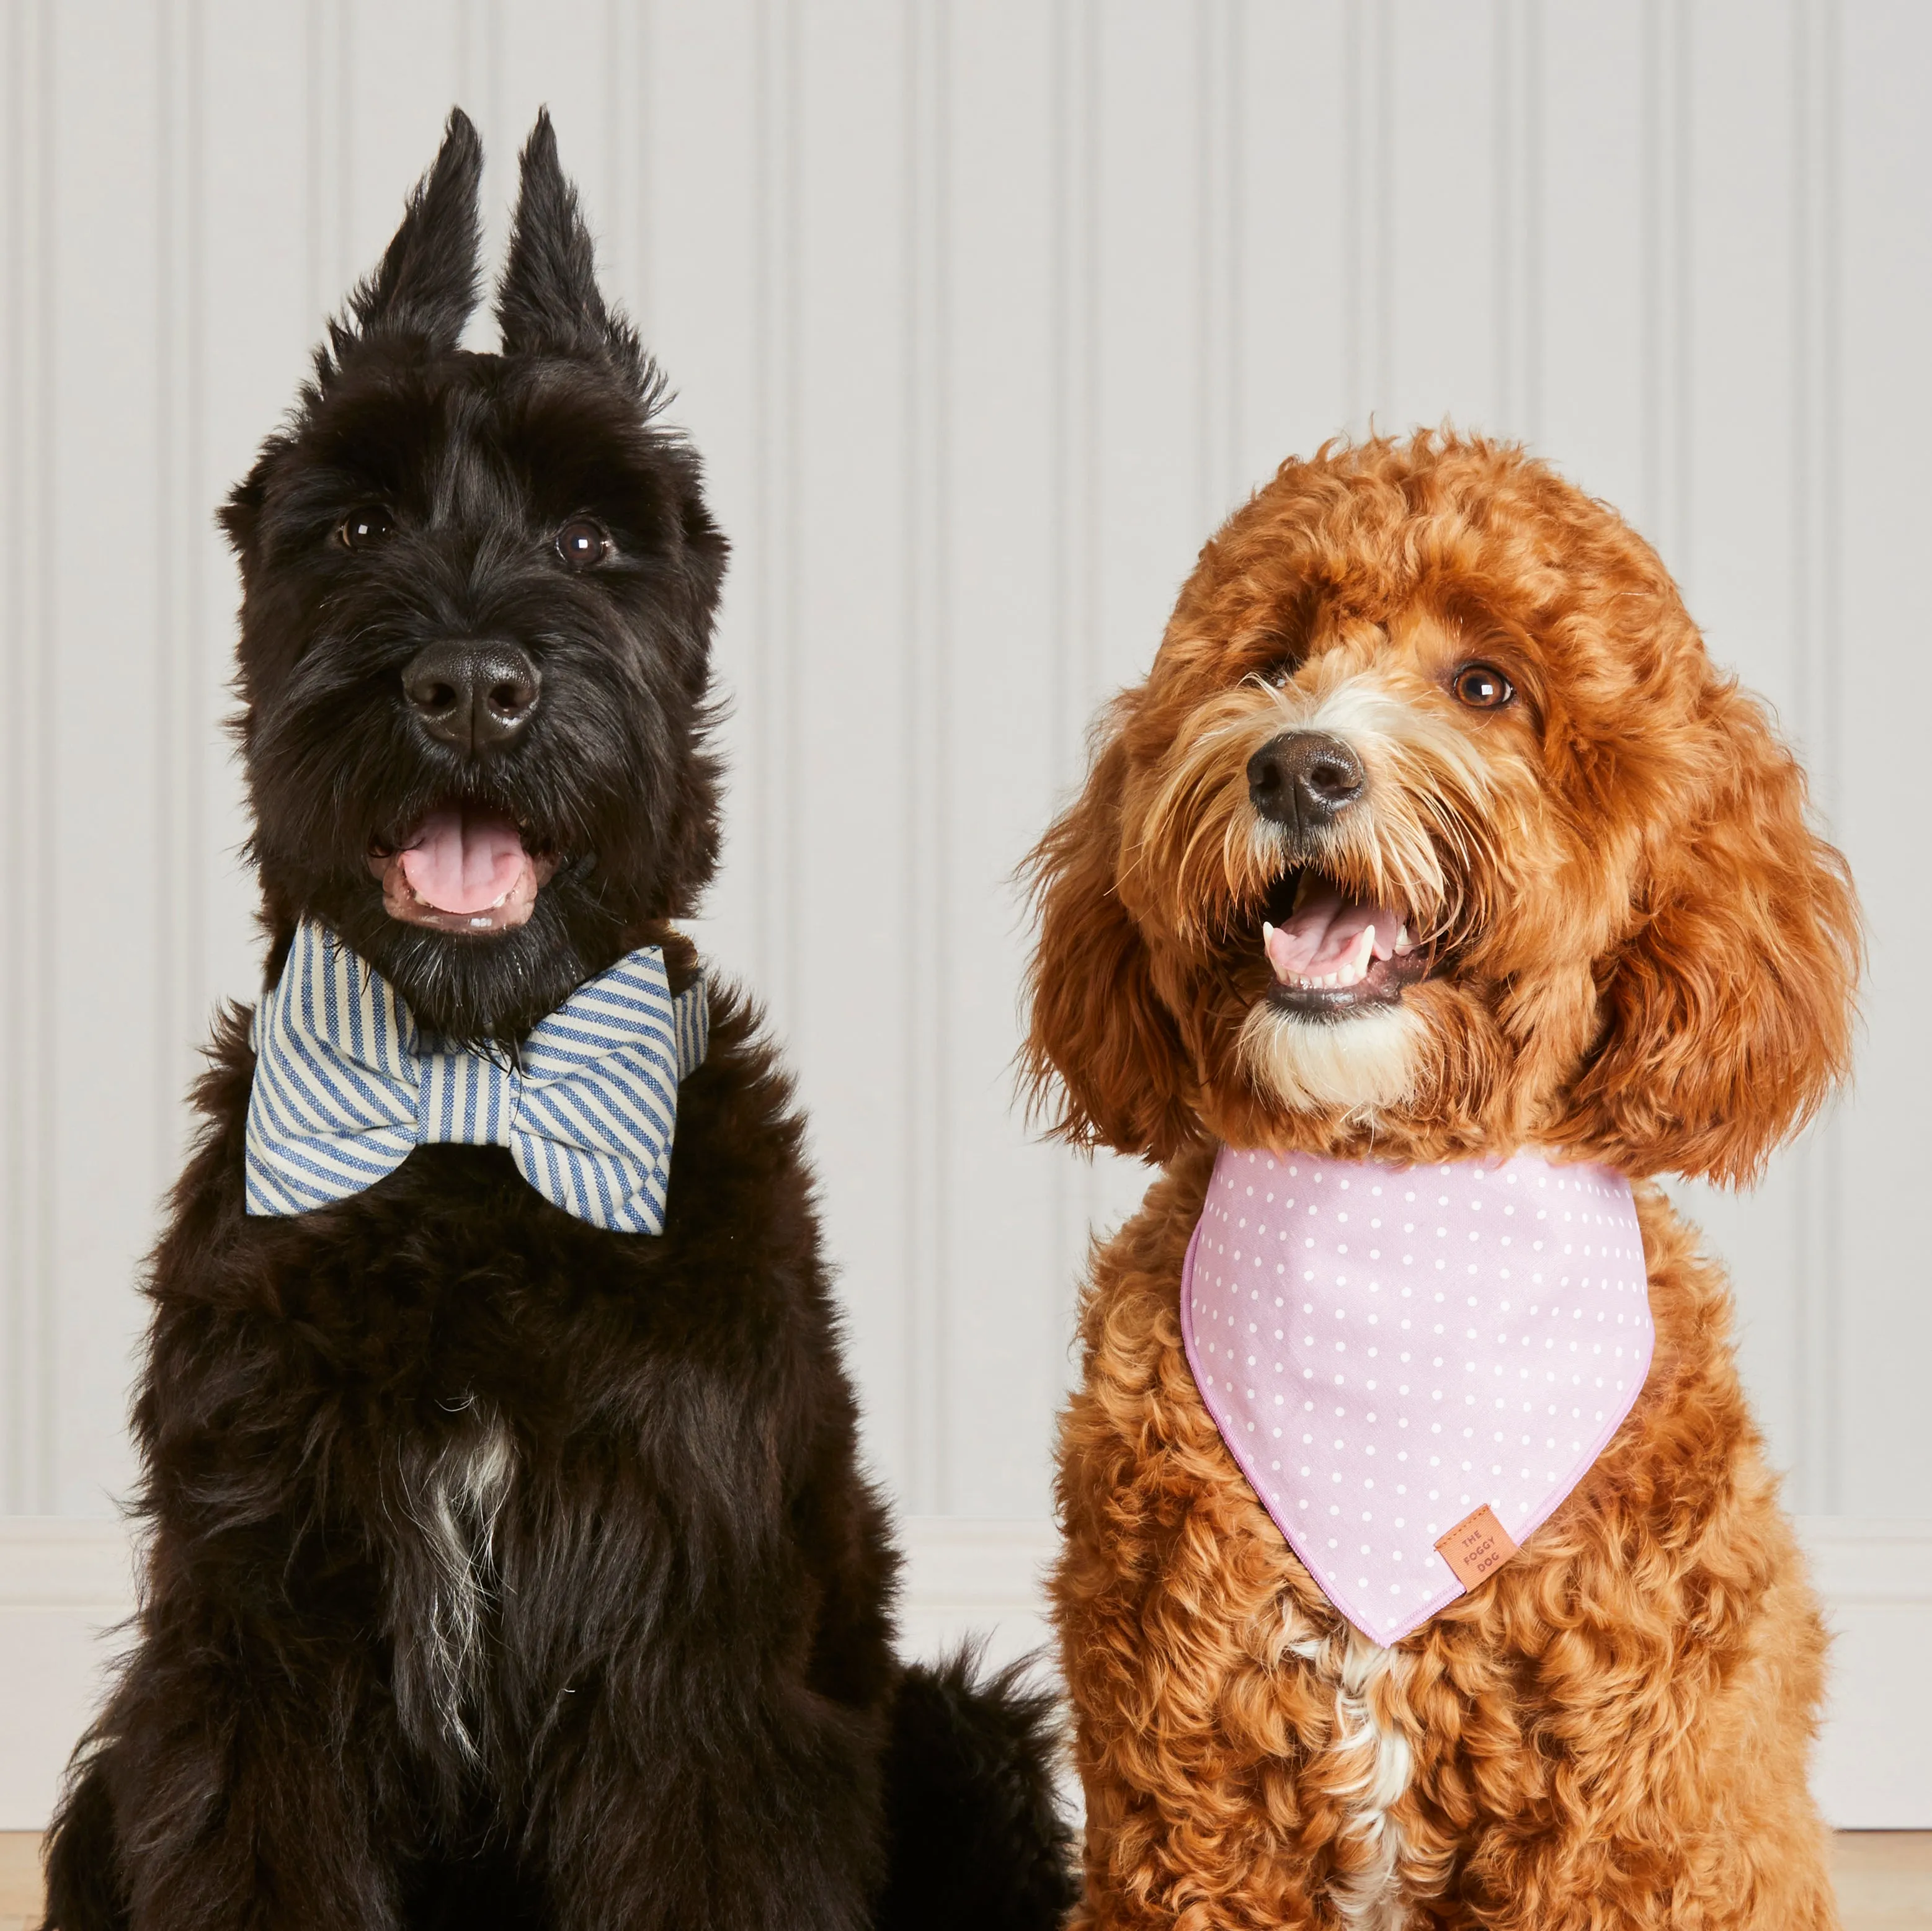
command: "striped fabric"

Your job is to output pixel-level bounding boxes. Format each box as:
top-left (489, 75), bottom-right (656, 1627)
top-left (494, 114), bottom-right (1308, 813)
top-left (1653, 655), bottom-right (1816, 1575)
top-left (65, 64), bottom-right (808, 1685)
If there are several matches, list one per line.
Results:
top-left (245, 919), bottom-right (708, 1233)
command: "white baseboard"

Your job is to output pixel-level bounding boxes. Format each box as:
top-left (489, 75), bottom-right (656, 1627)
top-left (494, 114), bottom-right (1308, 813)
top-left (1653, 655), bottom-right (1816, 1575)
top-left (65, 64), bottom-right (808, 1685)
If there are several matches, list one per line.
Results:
top-left (0, 1520), bottom-right (141, 1834)
top-left (1794, 1516), bottom-right (1932, 1829)
top-left (2, 1514), bottom-right (1925, 1832)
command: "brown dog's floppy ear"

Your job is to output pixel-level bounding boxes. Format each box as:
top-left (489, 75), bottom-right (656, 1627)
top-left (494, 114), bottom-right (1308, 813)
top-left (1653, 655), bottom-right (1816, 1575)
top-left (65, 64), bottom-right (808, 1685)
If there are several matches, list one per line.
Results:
top-left (1022, 720), bottom-right (1196, 1164)
top-left (1556, 682), bottom-right (1861, 1186)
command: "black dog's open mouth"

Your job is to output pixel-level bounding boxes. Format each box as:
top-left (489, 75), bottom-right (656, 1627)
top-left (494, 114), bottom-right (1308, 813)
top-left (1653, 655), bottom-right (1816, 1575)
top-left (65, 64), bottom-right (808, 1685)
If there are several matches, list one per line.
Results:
top-left (367, 802), bottom-right (561, 934)
top-left (1260, 868), bottom-right (1432, 1016)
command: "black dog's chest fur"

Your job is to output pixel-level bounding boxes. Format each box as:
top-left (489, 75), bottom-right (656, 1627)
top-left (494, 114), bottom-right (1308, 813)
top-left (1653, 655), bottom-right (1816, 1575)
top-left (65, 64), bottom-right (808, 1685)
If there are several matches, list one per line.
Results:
top-left (143, 988), bottom-right (889, 1793)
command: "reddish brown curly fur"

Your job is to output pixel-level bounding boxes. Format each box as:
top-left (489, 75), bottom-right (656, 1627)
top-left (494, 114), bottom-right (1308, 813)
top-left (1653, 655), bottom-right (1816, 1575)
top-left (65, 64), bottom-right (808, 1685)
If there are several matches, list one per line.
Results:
top-left (1023, 432), bottom-right (1859, 1930)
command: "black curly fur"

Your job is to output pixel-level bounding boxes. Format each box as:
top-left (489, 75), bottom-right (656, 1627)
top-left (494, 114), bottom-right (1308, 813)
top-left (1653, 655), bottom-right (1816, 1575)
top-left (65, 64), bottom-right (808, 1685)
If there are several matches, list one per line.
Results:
top-left (877, 1651), bottom-right (1078, 1931)
top-left (38, 108), bottom-right (1071, 1931)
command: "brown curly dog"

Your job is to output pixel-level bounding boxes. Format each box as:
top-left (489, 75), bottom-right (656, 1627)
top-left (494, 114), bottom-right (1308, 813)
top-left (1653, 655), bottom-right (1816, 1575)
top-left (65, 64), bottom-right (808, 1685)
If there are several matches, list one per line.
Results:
top-left (1023, 431), bottom-right (1860, 1931)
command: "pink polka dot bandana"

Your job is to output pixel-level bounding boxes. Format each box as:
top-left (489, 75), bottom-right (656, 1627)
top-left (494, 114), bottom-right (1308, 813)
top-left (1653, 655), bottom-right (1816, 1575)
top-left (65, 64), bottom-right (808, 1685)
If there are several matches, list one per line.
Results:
top-left (1181, 1146), bottom-right (1652, 1646)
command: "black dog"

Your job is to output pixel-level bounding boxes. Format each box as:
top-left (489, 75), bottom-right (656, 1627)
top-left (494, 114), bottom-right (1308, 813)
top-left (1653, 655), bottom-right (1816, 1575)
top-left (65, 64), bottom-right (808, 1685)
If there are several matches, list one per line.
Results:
top-left (41, 110), bottom-right (1072, 1931)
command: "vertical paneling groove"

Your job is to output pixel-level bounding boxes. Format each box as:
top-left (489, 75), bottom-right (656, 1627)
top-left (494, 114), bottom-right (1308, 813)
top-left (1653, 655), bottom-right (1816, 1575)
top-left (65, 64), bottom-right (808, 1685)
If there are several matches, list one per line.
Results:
top-left (1221, 4), bottom-right (1243, 518)
top-left (1195, 0), bottom-right (1243, 529)
top-left (1046, 0), bottom-right (1098, 1313)
top-left (32, 0), bottom-right (56, 1514)
top-left (1073, 1), bottom-right (1117, 1302)
top-left (458, 7), bottom-right (481, 136)
top-left (1, 0), bottom-right (55, 1512)
top-left (1, 0), bottom-right (20, 1506)
top-left (1640, 0), bottom-right (1661, 536)
top-left (336, 9), bottom-right (355, 300)
top-left (470, 0), bottom-right (506, 166)
top-left (751, 0), bottom-right (800, 1006)
top-left (1672, 2), bottom-right (1693, 575)
top-left (0, 0), bottom-right (16, 1509)
top-left (305, 1), bottom-right (352, 326)
top-left (1343, 4), bottom-right (1364, 427)
top-left (608, 0), bottom-right (652, 334)
top-left (1343, 0), bottom-right (1393, 429)
top-left (1791, 0), bottom-right (1845, 1516)
top-left (156, 0), bottom-right (208, 1185)
top-left (1492, 3), bottom-right (1513, 431)
top-left (902, 0), bottom-right (948, 1511)
top-left (458, 0), bottom-right (506, 293)
top-left (306, 1), bottom-right (325, 319)
top-left (1521, 2), bottom-right (1542, 444)
top-left (1492, 0), bottom-right (1544, 439)
top-left (185, 0), bottom-right (208, 1095)
top-left (1372, 1), bottom-right (1392, 424)
top-left (930, 0), bottom-right (950, 1510)
top-left (1071, 0), bottom-right (1102, 747)
top-left (1047, 0), bottom-right (1074, 799)
top-left (1639, 0), bottom-right (1693, 569)
top-left (1046, 0), bottom-right (1073, 1313)
top-left (1195, 6), bottom-right (1213, 520)
top-left (155, 1), bottom-right (176, 1197)
top-left (605, 0), bottom-right (623, 268)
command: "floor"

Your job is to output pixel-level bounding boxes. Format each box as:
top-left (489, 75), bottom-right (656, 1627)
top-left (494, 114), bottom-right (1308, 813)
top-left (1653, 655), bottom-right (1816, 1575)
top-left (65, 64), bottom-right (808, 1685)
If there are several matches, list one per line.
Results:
top-left (0, 1831), bottom-right (1926, 1927)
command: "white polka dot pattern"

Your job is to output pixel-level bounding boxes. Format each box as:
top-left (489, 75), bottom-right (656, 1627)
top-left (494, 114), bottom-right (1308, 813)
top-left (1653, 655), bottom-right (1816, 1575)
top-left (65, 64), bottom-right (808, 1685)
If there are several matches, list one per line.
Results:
top-left (1180, 1145), bottom-right (1652, 1646)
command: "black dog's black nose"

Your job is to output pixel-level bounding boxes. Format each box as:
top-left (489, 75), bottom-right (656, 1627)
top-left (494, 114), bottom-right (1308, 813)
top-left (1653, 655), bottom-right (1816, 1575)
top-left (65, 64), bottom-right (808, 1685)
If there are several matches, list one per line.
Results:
top-left (1247, 730), bottom-right (1366, 829)
top-left (403, 640), bottom-right (541, 756)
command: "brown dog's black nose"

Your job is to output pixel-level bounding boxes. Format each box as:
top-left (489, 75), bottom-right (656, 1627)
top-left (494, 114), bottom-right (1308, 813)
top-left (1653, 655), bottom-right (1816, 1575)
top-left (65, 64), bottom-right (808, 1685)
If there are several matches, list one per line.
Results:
top-left (402, 640), bottom-right (541, 756)
top-left (1247, 730), bottom-right (1366, 830)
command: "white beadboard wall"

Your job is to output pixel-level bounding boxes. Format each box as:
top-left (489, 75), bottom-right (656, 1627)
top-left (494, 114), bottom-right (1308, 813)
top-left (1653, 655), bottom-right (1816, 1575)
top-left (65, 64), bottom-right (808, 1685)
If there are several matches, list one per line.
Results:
top-left (1, 0), bottom-right (1929, 1808)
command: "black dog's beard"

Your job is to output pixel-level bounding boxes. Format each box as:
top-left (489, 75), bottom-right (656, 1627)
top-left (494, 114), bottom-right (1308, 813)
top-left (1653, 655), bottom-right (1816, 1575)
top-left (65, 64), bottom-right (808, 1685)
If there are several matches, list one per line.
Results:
top-left (246, 595), bottom-right (710, 1043)
top-left (320, 858), bottom-right (612, 1045)
top-left (249, 662), bottom-right (700, 1041)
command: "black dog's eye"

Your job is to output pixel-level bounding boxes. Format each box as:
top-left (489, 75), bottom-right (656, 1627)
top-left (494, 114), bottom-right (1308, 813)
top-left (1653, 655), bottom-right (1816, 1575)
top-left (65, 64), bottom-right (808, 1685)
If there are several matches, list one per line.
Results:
top-left (1451, 661), bottom-right (1513, 709)
top-left (556, 518), bottom-right (612, 569)
top-left (338, 505), bottom-right (396, 549)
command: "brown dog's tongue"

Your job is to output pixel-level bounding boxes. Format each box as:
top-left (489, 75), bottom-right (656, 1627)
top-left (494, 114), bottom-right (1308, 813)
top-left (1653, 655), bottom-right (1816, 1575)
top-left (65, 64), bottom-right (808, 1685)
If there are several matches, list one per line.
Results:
top-left (399, 807), bottom-right (528, 914)
top-left (1265, 877), bottom-right (1404, 977)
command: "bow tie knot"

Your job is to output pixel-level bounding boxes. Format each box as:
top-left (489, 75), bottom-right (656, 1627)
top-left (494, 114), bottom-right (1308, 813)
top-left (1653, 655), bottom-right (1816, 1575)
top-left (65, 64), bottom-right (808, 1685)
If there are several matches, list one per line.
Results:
top-left (245, 921), bottom-right (708, 1233)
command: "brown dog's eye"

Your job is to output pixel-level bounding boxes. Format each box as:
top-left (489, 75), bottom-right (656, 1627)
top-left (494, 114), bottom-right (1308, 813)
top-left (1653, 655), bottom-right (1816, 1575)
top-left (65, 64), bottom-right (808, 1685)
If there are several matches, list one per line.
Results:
top-left (339, 506), bottom-right (395, 549)
top-left (556, 518), bottom-right (612, 569)
top-left (1451, 661), bottom-right (1513, 709)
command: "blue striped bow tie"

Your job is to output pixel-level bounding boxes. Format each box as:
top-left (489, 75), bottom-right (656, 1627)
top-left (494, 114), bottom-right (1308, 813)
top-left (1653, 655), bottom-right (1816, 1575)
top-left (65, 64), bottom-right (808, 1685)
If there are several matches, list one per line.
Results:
top-left (245, 920), bottom-right (708, 1233)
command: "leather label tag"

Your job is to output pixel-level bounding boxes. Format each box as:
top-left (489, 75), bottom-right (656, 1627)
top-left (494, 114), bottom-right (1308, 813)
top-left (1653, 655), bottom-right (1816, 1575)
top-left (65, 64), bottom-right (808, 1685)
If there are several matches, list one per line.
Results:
top-left (1435, 1504), bottom-right (1518, 1592)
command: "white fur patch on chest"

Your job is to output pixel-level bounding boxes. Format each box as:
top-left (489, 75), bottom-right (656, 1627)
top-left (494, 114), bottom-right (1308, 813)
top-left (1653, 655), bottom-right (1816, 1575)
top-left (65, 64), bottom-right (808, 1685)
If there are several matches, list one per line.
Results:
top-left (394, 1409), bottom-right (515, 1762)
top-left (1286, 1618), bottom-right (1429, 1931)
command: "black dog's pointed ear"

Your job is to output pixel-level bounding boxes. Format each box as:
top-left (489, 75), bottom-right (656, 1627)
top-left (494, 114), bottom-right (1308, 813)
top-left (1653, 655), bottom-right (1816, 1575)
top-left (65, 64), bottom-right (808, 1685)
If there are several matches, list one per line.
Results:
top-left (324, 108), bottom-right (483, 371)
top-left (497, 110), bottom-right (654, 393)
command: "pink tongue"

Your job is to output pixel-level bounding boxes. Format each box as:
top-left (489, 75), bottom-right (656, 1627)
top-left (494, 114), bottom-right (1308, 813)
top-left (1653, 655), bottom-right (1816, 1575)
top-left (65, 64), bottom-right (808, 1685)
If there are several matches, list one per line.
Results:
top-left (1265, 878), bottom-right (1404, 977)
top-left (398, 807), bottom-right (528, 915)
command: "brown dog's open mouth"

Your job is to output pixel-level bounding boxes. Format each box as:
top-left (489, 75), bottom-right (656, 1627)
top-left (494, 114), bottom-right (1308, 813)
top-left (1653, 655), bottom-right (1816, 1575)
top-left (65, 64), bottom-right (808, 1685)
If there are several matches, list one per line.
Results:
top-left (1260, 869), bottom-right (1431, 1014)
top-left (367, 804), bottom-right (561, 934)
